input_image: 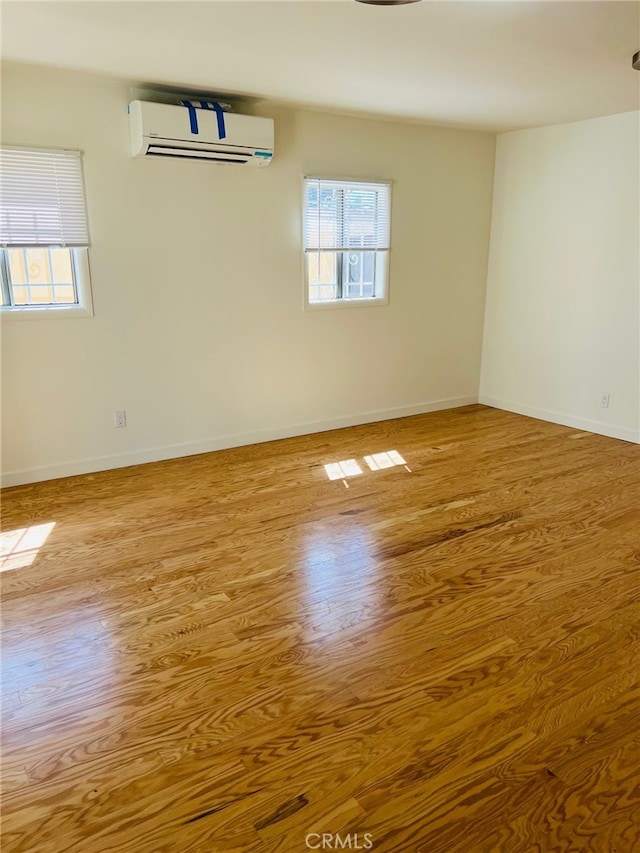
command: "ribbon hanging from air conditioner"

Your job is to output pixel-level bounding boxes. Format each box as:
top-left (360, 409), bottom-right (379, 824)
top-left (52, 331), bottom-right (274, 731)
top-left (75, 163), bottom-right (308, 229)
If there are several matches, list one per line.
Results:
top-left (180, 101), bottom-right (227, 140)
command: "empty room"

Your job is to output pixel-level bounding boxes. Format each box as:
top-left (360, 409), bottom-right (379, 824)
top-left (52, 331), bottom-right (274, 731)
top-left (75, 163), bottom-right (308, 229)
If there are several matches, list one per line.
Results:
top-left (1, 1), bottom-right (639, 851)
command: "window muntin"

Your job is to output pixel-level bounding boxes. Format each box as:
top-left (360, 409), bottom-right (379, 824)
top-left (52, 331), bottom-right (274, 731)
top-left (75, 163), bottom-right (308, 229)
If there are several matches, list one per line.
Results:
top-left (0, 147), bottom-right (92, 316)
top-left (304, 178), bottom-right (391, 307)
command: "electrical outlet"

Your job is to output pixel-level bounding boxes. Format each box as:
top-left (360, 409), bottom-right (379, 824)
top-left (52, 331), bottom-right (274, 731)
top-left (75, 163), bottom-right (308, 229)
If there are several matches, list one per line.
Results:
top-left (114, 410), bottom-right (127, 428)
top-left (600, 393), bottom-right (610, 409)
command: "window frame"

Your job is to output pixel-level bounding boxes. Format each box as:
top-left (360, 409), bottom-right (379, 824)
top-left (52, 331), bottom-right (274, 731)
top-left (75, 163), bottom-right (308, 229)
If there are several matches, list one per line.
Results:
top-left (302, 176), bottom-right (392, 311)
top-left (0, 247), bottom-right (93, 319)
top-left (0, 145), bottom-right (93, 319)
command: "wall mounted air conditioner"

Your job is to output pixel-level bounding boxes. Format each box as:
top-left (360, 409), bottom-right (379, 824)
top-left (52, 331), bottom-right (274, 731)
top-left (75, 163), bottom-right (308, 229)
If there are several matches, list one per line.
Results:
top-left (128, 100), bottom-right (274, 166)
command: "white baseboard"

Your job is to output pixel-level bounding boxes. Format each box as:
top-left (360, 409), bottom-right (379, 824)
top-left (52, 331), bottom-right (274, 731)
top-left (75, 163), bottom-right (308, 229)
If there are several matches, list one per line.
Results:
top-left (479, 394), bottom-right (640, 444)
top-left (1, 395), bottom-right (478, 488)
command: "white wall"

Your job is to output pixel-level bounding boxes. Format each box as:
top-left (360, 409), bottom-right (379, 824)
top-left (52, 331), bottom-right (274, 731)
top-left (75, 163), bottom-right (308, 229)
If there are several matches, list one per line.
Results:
top-left (481, 112), bottom-right (640, 443)
top-left (1, 63), bottom-right (496, 486)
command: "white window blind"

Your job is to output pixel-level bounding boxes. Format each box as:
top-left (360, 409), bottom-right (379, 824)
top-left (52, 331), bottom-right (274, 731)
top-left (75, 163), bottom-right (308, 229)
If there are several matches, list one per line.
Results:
top-left (0, 147), bottom-right (90, 247)
top-left (304, 178), bottom-right (391, 253)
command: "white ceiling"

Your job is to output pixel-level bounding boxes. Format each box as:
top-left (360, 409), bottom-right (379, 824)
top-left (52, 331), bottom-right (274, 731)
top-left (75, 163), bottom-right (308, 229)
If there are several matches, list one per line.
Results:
top-left (2, 0), bottom-right (639, 131)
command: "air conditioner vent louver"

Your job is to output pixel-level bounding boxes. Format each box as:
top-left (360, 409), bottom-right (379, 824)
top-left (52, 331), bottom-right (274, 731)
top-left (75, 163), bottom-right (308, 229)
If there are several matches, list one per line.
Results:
top-left (146, 145), bottom-right (252, 163)
top-left (129, 101), bottom-right (274, 167)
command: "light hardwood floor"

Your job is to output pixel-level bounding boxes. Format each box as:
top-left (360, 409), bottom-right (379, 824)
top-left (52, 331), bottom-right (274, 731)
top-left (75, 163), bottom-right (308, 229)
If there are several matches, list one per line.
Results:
top-left (1, 404), bottom-right (639, 852)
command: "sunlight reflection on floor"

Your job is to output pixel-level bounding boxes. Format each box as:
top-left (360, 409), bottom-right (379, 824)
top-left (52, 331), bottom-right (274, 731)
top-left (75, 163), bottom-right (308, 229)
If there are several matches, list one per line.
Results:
top-left (323, 449), bottom-right (411, 482)
top-left (0, 522), bottom-right (56, 572)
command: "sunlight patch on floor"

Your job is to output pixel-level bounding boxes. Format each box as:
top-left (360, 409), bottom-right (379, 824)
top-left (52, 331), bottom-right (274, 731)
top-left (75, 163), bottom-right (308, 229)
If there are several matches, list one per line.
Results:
top-left (364, 450), bottom-right (407, 471)
top-left (0, 522), bottom-right (56, 572)
top-left (323, 449), bottom-right (411, 482)
top-left (324, 459), bottom-right (364, 481)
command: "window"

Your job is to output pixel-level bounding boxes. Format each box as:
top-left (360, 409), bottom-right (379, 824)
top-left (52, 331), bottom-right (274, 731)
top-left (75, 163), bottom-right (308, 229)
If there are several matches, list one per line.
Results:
top-left (0, 147), bottom-right (92, 316)
top-left (303, 177), bottom-right (391, 308)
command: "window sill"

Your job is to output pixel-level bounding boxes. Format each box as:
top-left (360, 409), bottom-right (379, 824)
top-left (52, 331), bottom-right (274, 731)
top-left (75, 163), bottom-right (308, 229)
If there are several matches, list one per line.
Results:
top-left (0, 304), bottom-right (93, 320)
top-left (304, 296), bottom-right (389, 311)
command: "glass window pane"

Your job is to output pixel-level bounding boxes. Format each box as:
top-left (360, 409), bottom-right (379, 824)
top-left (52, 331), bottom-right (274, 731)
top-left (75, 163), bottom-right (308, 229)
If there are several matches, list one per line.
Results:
top-left (4, 247), bottom-right (79, 307)
top-left (25, 248), bottom-right (51, 285)
top-left (50, 248), bottom-right (73, 284)
top-left (319, 187), bottom-right (340, 249)
top-left (363, 253), bottom-right (374, 282)
top-left (308, 252), bottom-right (338, 297)
top-left (11, 285), bottom-right (28, 305)
top-left (21, 285), bottom-right (54, 305)
top-left (319, 252), bottom-right (337, 285)
top-left (7, 249), bottom-right (26, 284)
top-left (52, 285), bottom-right (76, 304)
top-left (348, 253), bottom-right (362, 284)
top-left (308, 253), bottom-right (319, 286)
top-left (319, 284), bottom-right (337, 300)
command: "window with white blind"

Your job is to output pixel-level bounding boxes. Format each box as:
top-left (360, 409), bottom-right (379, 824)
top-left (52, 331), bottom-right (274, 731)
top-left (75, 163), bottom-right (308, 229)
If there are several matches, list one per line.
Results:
top-left (0, 147), bottom-right (93, 316)
top-left (303, 177), bottom-right (391, 308)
